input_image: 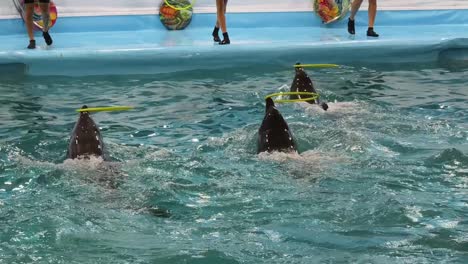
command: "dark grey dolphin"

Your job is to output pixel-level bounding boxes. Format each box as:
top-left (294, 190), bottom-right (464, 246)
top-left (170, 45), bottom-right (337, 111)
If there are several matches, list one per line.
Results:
top-left (290, 63), bottom-right (329, 111)
top-left (67, 105), bottom-right (106, 160)
top-left (257, 98), bottom-right (297, 154)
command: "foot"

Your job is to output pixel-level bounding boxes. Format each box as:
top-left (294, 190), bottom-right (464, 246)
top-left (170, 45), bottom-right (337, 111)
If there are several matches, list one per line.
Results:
top-left (212, 27), bottom-right (220, 42)
top-left (219, 32), bottom-right (230, 45)
top-left (43, 31), bottom-right (53, 45)
top-left (347, 18), bottom-right (355, 35)
top-left (367, 27), bottom-right (379, 37)
top-left (27, 40), bottom-right (36, 49)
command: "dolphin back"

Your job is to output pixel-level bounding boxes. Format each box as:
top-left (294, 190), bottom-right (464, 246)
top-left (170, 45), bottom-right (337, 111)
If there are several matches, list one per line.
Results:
top-left (257, 102), bottom-right (297, 154)
top-left (290, 67), bottom-right (329, 110)
top-left (67, 113), bottom-right (105, 159)
top-left (290, 67), bottom-right (320, 104)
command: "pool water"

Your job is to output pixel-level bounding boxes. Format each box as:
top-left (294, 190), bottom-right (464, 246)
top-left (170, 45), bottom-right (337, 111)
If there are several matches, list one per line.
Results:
top-left (0, 64), bottom-right (467, 263)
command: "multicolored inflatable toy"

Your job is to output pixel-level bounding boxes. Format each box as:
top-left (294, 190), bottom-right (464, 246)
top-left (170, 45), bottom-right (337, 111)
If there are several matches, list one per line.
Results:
top-left (13, 0), bottom-right (58, 31)
top-left (313, 0), bottom-right (350, 24)
top-left (159, 0), bottom-right (194, 30)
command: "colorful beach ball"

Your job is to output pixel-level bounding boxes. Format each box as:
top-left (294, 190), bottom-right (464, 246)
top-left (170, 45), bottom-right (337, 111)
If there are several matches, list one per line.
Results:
top-left (313, 0), bottom-right (350, 24)
top-left (159, 0), bottom-right (193, 30)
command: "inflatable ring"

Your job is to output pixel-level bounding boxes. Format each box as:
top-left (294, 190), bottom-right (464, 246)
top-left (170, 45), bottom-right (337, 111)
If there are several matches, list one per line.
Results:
top-left (19, 0), bottom-right (58, 31)
top-left (265, 92), bottom-right (319, 103)
top-left (313, 0), bottom-right (350, 24)
top-left (159, 0), bottom-right (194, 30)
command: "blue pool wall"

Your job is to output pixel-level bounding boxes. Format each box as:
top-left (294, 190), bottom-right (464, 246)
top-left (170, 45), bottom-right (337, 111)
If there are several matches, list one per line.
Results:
top-left (0, 10), bottom-right (467, 76)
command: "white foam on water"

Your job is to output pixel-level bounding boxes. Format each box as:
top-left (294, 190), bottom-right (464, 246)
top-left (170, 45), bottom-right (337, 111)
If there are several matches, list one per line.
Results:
top-left (438, 220), bottom-right (459, 229)
top-left (454, 233), bottom-right (468, 244)
top-left (190, 192), bottom-right (211, 207)
top-left (298, 101), bottom-right (367, 116)
top-left (257, 150), bottom-right (347, 181)
top-left (424, 217), bottom-right (460, 230)
top-left (7, 146), bottom-right (109, 172)
top-left (62, 156), bottom-right (106, 170)
top-left (143, 148), bottom-right (174, 160)
top-left (258, 149), bottom-right (346, 164)
top-left (405, 206), bottom-right (423, 223)
top-left (258, 150), bottom-right (302, 162)
top-left (385, 239), bottom-right (412, 249)
top-left (9, 152), bottom-right (59, 170)
top-left (264, 229), bottom-right (282, 243)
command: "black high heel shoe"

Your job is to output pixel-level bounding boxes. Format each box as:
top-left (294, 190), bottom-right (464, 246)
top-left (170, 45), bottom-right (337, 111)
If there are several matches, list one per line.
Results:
top-left (219, 32), bottom-right (230, 45)
top-left (212, 27), bottom-right (220, 42)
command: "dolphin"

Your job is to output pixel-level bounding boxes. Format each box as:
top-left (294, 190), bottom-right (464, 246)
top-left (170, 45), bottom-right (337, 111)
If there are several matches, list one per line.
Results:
top-left (257, 98), bottom-right (297, 154)
top-left (290, 63), bottom-right (329, 111)
top-left (67, 105), bottom-right (106, 160)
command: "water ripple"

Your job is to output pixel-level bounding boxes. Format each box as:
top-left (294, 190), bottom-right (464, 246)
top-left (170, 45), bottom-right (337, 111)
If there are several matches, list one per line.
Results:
top-left (0, 66), bottom-right (467, 263)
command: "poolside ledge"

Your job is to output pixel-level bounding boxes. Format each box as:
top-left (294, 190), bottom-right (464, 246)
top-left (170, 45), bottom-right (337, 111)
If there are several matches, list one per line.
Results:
top-left (0, 11), bottom-right (467, 76)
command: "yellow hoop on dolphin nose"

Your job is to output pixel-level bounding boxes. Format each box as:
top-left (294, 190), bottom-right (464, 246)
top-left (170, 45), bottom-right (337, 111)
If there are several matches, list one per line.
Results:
top-left (265, 92), bottom-right (319, 103)
top-left (76, 106), bottom-right (134, 113)
top-left (293, 64), bottom-right (339, 68)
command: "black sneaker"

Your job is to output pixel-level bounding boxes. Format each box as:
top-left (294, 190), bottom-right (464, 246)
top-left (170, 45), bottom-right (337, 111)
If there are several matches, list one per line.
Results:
top-left (43, 31), bottom-right (53, 45)
top-left (367, 27), bottom-right (379, 37)
top-left (27, 40), bottom-right (36, 49)
top-left (347, 18), bottom-right (355, 35)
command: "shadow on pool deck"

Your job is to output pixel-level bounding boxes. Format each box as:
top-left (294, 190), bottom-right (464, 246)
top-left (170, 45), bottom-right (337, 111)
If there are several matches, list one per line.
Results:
top-left (0, 11), bottom-right (467, 76)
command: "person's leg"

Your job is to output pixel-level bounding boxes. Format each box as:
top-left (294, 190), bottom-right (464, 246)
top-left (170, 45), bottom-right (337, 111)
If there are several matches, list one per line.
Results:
top-left (39, 2), bottom-right (50, 32)
top-left (39, 1), bottom-right (53, 45)
top-left (213, 0), bottom-right (229, 42)
top-left (213, 6), bottom-right (220, 42)
top-left (25, 2), bottom-right (35, 48)
top-left (217, 0), bottom-right (229, 44)
top-left (367, 0), bottom-right (379, 37)
top-left (215, 0), bottom-right (227, 26)
top-left (216, 0), bottom-right (227, 32)
top-left (368, 0), bottom-right (377, 27)
top-left (348, 0), bottom-right (363, 35)
top-left (349, 0), bottom-right (363, 20)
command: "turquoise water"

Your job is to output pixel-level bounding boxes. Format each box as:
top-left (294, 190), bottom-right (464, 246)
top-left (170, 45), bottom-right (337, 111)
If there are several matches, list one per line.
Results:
top-left (0, 64), bottom-right (467, 263)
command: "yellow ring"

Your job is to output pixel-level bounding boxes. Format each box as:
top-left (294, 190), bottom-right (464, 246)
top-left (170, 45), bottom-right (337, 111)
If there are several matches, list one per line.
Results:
top-left (76, 106), bottom-right (134, 113)
top-left (164, 0), bottom-right (196, 11)
top-left (265, 92), bottom-right (319, 103)
top-left (293, 64), bottom-right (339, 68)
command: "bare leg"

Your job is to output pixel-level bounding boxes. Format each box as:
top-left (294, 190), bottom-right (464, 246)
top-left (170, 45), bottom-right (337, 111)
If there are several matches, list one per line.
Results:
top-left (366, 0), bottom-right (379, 36)
top-left (215, 0), bottom-right (228, 28)
top-left (39, 2), bottom-right (53, 45)
top-left (216, 0), bottom-right (227, 33)
top-left (39, 3), bottom-right (50, 32)
top-left (368, 0), bottom-right (377, 28)
top-left (349, 0), bottom-right (364, 20)
top-left (25, 4), bottom-right (34, 41)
